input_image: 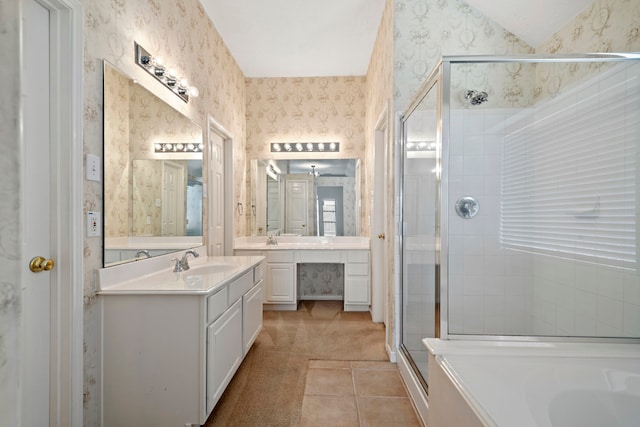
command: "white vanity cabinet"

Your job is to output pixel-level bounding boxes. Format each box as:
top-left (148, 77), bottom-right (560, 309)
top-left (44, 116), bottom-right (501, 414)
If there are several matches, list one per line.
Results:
top-left (234, 247), bottom-right (370, 312)
top-left (99, 259), bottom-right (264, 427)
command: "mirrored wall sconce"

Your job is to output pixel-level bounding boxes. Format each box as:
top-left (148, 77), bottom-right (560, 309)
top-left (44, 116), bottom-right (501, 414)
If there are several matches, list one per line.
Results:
top-left (154, 142), bottom-right (203, 153)
top-left (135, 42), bottom-right (199, 103)
top-left (270, 142), bottom-right (339, 153)
top-left (406, 141), bottom-right (436, 158)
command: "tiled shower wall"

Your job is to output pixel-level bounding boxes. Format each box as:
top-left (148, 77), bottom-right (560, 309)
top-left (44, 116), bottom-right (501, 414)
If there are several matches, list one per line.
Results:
top-left (447, 107), bottom-right (534, 335)
top-left (448, 62), bottom-right (640, 338)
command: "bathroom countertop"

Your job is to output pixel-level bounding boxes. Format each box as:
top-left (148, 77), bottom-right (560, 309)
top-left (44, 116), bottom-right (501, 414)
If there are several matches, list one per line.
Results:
top-left (234, 236), bottom-right (370, 250)
top-left (98, 254), bottom-right (264, 295)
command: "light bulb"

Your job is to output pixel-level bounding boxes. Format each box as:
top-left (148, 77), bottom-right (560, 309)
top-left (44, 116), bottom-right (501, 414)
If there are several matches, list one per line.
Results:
top-left (188, 86), bottom-right (199, 97)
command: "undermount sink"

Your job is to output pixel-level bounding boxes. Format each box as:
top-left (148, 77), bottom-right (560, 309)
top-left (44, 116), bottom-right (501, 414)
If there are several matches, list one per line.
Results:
top-left (186, 263), bottom-right (237, 276)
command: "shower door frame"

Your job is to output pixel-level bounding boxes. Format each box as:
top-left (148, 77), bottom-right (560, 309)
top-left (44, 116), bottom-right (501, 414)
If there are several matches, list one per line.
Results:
top-left (440, 53), bottom-right (640, 344)
top-left (398, 60), bottom-right (445, 394)
top-left (399, 53), bottom-right (640, 397)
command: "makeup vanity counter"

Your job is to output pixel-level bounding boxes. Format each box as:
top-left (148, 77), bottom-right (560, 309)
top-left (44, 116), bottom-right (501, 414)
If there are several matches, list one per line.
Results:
top-left (234, 236), bottom-right (370, 312)
top-left (97, 248), bottom-right (265, 427)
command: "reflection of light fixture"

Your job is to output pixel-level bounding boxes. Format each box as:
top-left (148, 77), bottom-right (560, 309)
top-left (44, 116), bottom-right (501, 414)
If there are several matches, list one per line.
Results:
top-left (154, 142), bottom-right (203, 153)
top-left (309, 165), bottom-right (319, 177)
top-left (135, 42), bottom-right (199, 103)
top-left (270, 142), bottom-right (339, 153)
top-left (406, 140), bottom-right (437, 158)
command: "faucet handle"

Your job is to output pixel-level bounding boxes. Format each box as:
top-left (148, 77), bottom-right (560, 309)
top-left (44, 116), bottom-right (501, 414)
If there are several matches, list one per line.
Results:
top-left (171, 258), bottom-right (182, 272)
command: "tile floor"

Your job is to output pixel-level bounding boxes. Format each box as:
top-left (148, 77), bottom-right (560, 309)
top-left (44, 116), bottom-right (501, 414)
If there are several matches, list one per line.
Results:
top-left (300, 360), bottom-right (422, 427)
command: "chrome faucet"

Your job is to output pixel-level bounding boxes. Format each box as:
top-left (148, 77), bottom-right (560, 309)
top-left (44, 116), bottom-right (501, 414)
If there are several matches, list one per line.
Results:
top-left (172, 250), bottom-right (199, 272)
top-left (135, 250), bottom-right (151, 259)
top-left (266, 233), bottom-right (278, 245)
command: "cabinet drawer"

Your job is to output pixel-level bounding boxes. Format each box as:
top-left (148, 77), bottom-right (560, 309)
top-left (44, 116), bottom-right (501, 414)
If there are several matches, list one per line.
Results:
top-left (228, 270), bottom-right (253, 303)
top-left (296, 250), bottom-right (341, 263)
top-left (346, 250), bottom-right (369, 263)
top-left (254, 262), bottom-right (264, 283)
top-left (267, 251), bottom-right (294, 263)
top-left (346, 262), bottom-right (369, 276)
top-left (207, 287), bottom-right (228, 324)
top-left (234, 250), bottom-right (262, 257)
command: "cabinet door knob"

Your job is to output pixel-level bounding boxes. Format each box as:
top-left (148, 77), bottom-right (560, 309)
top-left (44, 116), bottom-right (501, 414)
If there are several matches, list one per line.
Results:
top-left (378, 233), bottom-right (385, 240)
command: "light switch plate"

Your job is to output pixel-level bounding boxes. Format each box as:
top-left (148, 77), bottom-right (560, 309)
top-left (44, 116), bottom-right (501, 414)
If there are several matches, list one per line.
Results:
top-left (86, 154), bottom-right (101, 181)
top-left (87, 211), bottom-right (101, 237)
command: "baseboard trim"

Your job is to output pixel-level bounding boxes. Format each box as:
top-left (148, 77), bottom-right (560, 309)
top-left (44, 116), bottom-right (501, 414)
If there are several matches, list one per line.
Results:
top-left (397, 350), bottom-right (429, 426)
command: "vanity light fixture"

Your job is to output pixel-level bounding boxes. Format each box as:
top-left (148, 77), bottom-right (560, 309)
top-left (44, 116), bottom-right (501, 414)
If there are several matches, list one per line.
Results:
top-left (135, 42), bottom-right (199, 103)
top-left (270, 142), bottom-right (340, 153)
top-left (154, 142), bottom-right (203, 153)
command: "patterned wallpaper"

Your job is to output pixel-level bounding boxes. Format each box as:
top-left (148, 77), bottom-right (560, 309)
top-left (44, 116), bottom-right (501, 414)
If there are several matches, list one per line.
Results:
top-left (299, 263), bottom-right (345, 298)
top-left (245, 76), bottom-right (367, 160)
top-left (394, 0), bottom-right (534, 109)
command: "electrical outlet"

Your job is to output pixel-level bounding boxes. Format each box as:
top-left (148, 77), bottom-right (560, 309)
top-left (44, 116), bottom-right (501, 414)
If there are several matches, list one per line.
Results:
top-left (87, 211), bottom-right (101, 237)
top-left (86, 154), bottom-right (101, 182)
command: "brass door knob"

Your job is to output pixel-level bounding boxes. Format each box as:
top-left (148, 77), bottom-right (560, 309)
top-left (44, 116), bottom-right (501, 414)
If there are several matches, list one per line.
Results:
top-left (378, 233), bottom-right (385, 240)
top-left (29, 256), bottom-right (55, 273)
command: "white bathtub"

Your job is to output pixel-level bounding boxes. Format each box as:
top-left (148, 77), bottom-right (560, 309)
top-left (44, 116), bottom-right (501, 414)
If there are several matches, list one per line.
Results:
top-left (423, 339), bottom-right (640, 427)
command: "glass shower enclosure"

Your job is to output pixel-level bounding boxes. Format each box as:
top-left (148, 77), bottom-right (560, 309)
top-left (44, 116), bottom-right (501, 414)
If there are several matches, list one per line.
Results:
top-left (400, 54), bottom-right (640, 391)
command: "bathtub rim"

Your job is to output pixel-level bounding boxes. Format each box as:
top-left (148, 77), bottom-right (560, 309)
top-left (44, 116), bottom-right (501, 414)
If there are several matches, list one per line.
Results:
top-left (424, 338), bottom-right (640, 427)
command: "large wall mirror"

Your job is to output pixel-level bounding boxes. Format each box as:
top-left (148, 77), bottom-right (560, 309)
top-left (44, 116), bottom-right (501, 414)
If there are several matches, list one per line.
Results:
top-left (249, 158), bottom-right (361, 237)
top-left (103, 61), bottom-right (203, 267)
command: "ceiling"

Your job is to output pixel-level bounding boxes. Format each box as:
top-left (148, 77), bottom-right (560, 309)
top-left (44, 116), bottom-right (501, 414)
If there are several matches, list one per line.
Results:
top-left (199, 0), bottom-right (595, 78)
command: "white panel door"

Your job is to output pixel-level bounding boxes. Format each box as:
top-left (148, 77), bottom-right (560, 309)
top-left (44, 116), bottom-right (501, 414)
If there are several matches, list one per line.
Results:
top-left (372, 112), bottom-right (389, 323)
top-left (22, 0), bottom-right (52, 424)
top-left (162, 161), bottom-right (184, 236)
top-left (285, 180), bottom-right (308, 235)
top-left (209, 131), bottom-right (224, 255)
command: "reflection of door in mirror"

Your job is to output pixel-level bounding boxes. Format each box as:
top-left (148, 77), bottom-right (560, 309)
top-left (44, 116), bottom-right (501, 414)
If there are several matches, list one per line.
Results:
top-left (266, 177), bottom-right (280, 232)
top-left (161, 161), bottom-right (184, 236)
top-left (285, 180), bottom-right (309, 235)
top-left (132, 160), bottom-right (203, 237)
